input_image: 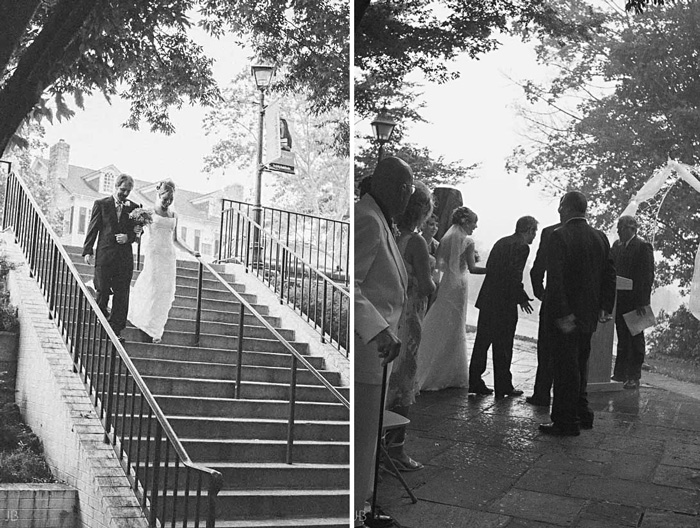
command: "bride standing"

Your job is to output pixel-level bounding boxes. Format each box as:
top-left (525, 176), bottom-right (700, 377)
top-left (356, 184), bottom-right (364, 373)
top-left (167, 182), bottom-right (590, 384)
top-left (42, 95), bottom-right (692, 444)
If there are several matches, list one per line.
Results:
top-left (128, 179), bottom-right (199, 343)
top-left (416, 206), bottom-right (486, 391)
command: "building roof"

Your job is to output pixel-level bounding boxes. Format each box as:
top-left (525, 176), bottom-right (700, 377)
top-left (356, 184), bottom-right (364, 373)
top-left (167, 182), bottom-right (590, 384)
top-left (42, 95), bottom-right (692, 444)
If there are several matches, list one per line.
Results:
top-left (38, 158), bottom-right (224, 221)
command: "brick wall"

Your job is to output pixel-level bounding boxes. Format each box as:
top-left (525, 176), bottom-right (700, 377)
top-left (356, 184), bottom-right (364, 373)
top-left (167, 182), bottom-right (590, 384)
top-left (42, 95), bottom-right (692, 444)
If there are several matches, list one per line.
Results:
top-left (0, 484), bottom-right (77, 528)
top-left (7, 239), bottom-right (148, 528)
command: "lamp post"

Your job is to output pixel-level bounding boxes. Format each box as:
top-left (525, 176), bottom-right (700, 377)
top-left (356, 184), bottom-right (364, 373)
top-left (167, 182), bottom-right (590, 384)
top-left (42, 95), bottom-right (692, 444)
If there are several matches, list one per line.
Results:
top-left (250, 63), bottom-right (275, 263)
top-left (370, 107), bottom-right (397, 162)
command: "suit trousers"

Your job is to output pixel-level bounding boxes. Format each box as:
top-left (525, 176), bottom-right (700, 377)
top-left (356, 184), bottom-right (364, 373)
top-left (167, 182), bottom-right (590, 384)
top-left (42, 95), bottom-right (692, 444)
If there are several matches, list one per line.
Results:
top-left (550, 328), bottom-right (594, 427)
top-left (613, 314), bottom-right (645, 381)
top-left (469, 305), bottom-right (518, 394)
top-left (354, 379), bottom-right (384, 526)
top-left (94, 258), bottom-right (133, 334)
top-left (532, 301), bottom-right (554, 402)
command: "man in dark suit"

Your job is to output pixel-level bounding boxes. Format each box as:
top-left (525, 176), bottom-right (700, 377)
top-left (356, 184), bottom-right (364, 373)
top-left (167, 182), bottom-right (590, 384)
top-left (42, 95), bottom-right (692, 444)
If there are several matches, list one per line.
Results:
top-left (539, 191), bottom-right (616, 436)
top-left (82, 174), bottom-right (142, 340)
top-left (468, 216), bottom-right (537, 398)
top-left (525, 221), bottom-right (561, 407)
top-left (611, 215), bottom-right (654, 389)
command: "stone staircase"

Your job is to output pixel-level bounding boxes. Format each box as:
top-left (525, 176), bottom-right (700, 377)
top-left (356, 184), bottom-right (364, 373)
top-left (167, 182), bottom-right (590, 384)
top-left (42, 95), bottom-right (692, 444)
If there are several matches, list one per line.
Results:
top-left (65, 246), bottom-right (350, 528)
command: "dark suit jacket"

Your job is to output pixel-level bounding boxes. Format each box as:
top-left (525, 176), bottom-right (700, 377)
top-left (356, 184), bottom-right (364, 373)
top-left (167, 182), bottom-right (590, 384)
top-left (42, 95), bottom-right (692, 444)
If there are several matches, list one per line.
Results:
top-left (611, 235), bottom-right (654, 314)
top-left (546, 218), bottom-right (617, 334)
top-left (475, 233), bottom-right (530, 313)
top-left (82, 196), bottom-right (141, 266)
top-left (530, 223), bottom-right (561, 301)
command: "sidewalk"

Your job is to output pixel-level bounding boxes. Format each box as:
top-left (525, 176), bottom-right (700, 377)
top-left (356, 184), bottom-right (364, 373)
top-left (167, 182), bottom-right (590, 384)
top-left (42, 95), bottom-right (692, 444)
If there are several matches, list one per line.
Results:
top-left (378, 335), bottom-right (700, 527)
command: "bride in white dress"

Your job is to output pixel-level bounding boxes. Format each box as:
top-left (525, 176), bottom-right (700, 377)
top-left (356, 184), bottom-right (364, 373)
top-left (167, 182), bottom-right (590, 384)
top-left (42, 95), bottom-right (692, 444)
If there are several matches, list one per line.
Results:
top-left (128, 179), bottom-right (199, 343)
top-left (416, 206), bottom-right (486, 391)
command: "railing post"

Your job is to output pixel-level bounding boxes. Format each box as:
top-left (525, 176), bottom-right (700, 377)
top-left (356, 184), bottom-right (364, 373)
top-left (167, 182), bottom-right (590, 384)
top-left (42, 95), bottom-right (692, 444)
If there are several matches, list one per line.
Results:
top-left (150, 423), bottom-right (163, 527)
top-left (194, 261), bottom-right (203, 346)
top-left (2, 173), bottom-right (11, 230)
top-left (235, 303), bottom-right (245, 399)
top-left (286, 355), bottom-right (298, 465)
top-left (321, 279), bottom-right (328, 344)
top-left (104, 343), bottom-right (117, 443)
top-left (206, 472), bottom-right (223, 528)
top-left (218, 201), bottom-right (225, 262)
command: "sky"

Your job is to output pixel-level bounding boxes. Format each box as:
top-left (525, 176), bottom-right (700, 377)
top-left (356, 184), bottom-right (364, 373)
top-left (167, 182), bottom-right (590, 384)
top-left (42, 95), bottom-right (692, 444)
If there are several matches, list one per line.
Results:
top-left (42, 26), bottom-right (254, 195)
top-left (403, 34), bottom-right (562, 252)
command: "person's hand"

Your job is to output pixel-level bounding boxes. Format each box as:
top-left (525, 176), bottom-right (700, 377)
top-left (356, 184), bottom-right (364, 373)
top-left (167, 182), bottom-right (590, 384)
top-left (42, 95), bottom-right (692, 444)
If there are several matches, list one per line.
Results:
top-left (192, 251), bottom-right (201, 258)
top-left (556, 314), bottom-right (577, 334)
top-left (598, 310), bottom-right (613, 323)
top-left (115, 233), bottom-right (128, 244)
top-left (84, 254), bottom-right (94, 266)
top-left (134, 225), bottom-right (143, 235)
top-left (636, 306), bottom-right (647, 317)
top-left (370, 328), bottom-right (401, 366)
top-left (519, 298), bottom-right (534, 315)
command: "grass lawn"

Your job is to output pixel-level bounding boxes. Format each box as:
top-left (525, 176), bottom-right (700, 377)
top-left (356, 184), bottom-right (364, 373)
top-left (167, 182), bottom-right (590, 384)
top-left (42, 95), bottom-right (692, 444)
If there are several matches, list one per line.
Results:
top-left (645, 354), bottom-right (700, 385)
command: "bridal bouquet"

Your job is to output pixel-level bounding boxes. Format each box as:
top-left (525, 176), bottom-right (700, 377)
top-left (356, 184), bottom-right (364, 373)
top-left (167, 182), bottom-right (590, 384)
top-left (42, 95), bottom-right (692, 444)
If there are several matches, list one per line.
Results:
top-left (129, 208), bottom-right (154, 239)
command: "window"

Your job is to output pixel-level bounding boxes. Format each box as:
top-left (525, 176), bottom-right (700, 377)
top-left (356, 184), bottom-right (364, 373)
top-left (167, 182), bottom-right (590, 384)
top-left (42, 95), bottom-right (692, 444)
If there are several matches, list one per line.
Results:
top-left (181, 226), bottom-right (187, 242)
top-left (102, 172), bottom-right (115, 193)
top-left (194, 230), bottom-right (201, 252)
top-left (214, 232), bottom-right (220, 257)
top-left (68, 206), bottom-right (74, 234)
top-left (201, 243), bottom-right (212, 256)
top-left (78, 207), bottom-right (88, 235)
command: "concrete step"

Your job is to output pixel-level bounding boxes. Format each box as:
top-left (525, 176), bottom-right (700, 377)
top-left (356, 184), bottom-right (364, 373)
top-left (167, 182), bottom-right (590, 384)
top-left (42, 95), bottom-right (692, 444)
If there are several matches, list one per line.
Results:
top-left (125, 437), bottom-right (348, 465)
top-left (154, 396), bottom-right (348, 422)
top-left (143, 462), bottom-right (348, 491)
top-left (163, 488), bottom-right (349, 521)
top-left (138, 375), bottom-right (349, 403)
top-left (125, 343), bottom-right (326, 370)
top-left (169, 305), bottom-right (281, 327)
top-left (130, 358), bottom-right (340, 387)
top-left (215, 519), bottom-right (349, 528)
top-left (122, 327), bottom-right (308, 354)
top-left (173, 295), bottom-right (270, 315)
top-left (160, 317), bottom-right (296, 342)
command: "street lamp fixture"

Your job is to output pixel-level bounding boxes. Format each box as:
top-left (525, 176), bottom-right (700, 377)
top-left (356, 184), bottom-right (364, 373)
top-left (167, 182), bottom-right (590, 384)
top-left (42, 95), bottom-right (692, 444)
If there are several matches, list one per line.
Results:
top-left (371, 107), bottom-right (397, 161)
top-left (250, 62), bottom-right (275, 265)
top-left (251, 63), bottom-right (276, 89)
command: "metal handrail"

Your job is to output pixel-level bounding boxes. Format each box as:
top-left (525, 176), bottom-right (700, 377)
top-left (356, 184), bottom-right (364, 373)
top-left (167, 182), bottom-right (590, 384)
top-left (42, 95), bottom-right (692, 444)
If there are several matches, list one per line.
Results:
top-left (3, 172), bottom-right (222, 527)
top-left (220, 199), bottom-right (349, 285)
top-left (217, 204), bottom-right (350, 355)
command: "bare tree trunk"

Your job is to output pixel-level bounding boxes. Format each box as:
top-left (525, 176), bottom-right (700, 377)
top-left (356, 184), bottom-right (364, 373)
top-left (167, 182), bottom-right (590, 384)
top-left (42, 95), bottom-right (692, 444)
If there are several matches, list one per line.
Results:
top-left (0, 0), bottom-right (97, 156)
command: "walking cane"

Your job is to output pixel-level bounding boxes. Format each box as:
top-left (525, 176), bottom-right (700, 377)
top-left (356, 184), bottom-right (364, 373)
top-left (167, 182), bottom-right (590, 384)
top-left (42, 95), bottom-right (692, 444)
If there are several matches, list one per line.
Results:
top-left (369, 363), bottom-right (389, 526)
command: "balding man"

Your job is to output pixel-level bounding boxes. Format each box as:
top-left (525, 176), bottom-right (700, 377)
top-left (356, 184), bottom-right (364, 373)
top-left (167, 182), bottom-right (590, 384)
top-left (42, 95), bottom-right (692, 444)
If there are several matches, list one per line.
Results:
top-left (539, 191), bottom-right (616, 436)
top-left (611, 215), bottom-right (654, 389)
top-left (354, 156), bottom-right (414, 527)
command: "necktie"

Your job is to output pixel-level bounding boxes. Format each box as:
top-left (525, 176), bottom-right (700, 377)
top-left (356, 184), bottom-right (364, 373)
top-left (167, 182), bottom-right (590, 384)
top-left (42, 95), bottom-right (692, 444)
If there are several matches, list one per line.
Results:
top-left (116, 201), bottom-right (123, 220)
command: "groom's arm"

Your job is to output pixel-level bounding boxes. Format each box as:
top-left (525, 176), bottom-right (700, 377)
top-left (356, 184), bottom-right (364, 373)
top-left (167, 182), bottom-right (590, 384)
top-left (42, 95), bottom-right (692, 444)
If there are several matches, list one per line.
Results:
top-left (82, 200), bottom-right (102, 257)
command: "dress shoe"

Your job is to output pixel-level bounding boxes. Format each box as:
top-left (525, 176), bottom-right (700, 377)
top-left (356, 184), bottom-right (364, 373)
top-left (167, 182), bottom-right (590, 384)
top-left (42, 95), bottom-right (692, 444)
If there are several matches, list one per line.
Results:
top-left (623, 379), bottom-right (640, 389)
top-left (496, 389), bottom-right (524, 399)
top-left (539, 423), bottom-right (580, 436)
top-left (611, 375), bottom-right (625, 382)
top-left (470, 385), bottom-right (494, 395)
top-left (580, 420), bottom-right (593, 430)
top-left (525, 396), bottom-right (550, 407)
top-left (363, 511), bottom-right (396, 528)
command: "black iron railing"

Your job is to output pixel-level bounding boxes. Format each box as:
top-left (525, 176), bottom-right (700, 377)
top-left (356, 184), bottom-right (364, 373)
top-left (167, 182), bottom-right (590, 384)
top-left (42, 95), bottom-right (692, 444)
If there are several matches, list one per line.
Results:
top-left (217, 205), bottom-right (350, 356)
top-left (3, 172), bottom-right (222, 527)
top-left (189, 254), bottom-right (349, 464)
top-left (220, 200), bottom-right (349, 286)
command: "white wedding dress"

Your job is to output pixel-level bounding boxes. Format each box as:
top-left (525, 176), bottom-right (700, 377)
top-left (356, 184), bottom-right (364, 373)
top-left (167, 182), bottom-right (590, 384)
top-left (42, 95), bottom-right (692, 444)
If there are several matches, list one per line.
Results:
top-left (128, 214), bottom-right (177, 340)
top-left (416, 224), bottom-right (473, 391)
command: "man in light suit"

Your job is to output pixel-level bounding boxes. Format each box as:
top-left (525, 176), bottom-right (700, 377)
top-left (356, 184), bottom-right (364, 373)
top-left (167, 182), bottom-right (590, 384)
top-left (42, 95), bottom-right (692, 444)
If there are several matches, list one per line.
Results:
top-left (611, 215), bottom-right (654, 389)
top-left (354, 156), bottom-right (414, 528)
top-left (539, 191), bottom-right (616, 436)
top-left (82, 174), bottom-right (142, 340)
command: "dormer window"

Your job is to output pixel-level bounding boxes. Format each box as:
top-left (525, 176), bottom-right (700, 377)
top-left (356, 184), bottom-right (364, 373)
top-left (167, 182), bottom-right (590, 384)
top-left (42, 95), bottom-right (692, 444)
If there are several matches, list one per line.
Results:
top-left (102, 171), bottom-right (115, 193)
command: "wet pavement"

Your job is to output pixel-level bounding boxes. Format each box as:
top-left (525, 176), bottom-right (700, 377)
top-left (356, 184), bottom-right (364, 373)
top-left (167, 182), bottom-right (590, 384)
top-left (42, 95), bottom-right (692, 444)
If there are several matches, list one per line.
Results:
top-left (378, 336), bottom-right (700, 527)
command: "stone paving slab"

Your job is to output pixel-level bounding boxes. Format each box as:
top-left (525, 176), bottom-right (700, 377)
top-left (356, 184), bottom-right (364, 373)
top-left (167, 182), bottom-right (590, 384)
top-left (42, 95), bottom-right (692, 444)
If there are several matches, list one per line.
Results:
top-left (377, 334), bottom-right (700, 527)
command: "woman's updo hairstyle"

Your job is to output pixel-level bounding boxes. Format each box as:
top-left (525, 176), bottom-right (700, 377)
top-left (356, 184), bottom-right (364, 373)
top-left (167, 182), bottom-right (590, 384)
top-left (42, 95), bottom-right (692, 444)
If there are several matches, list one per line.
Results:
top-left (156, 178), bottom-right (176, 196)
top-left (396, 181), bottom-right (433, 229)
top-left (451, 206), bottom-right (477, 226)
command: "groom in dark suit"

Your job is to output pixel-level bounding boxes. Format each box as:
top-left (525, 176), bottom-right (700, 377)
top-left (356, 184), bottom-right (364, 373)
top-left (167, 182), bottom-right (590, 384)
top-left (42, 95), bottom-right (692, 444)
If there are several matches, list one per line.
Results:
top-left (468, 216), bottom-right (538, 398)
top-left (539, 191), bottom-right (616, 436)
top-left (82, 174), bottom-right (142, 340)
